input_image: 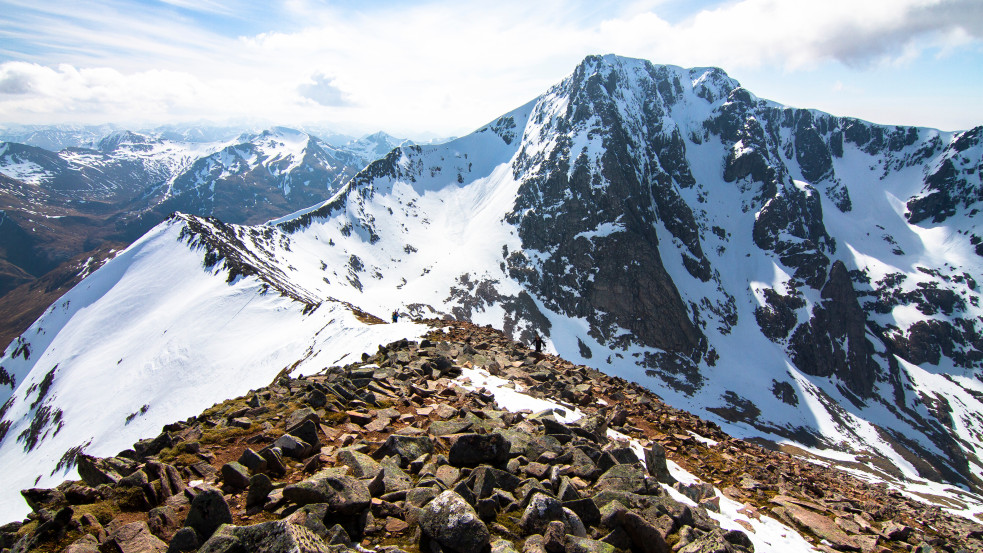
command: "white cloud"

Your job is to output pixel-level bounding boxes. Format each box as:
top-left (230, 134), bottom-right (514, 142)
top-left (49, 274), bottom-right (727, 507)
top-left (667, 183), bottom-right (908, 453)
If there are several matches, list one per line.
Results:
top-left (0, 0), bottom-right (980, 133)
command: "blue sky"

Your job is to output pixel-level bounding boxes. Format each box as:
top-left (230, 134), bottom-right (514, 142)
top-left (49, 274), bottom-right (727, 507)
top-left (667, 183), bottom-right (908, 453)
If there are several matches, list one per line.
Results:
top-left (0, 0), bottom-right (980, 137)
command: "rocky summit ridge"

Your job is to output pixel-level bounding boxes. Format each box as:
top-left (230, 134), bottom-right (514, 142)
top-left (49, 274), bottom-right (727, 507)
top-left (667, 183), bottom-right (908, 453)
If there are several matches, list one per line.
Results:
top-left (3, 321), bottom-right (982, 553)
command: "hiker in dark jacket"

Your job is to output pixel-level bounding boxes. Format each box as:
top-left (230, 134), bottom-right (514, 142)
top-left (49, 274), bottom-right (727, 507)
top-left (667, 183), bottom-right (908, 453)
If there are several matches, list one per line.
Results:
top-left (392, 310), bottom-right (399, 323)
top-left (533, 333), bottom-right (544, 353)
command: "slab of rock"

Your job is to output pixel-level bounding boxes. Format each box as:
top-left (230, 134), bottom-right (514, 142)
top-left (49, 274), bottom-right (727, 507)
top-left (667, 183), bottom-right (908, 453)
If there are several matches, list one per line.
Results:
top-left (167, 527), bottom-right (200, 553)
top-left (779, 502), bottom-right (859, 551)
top-left (595, 464), bottom-right (649, 495)
top-left (566, 535), bottom-right (616, 553)
top-left (376, 435), bottom-right (434, 465)
top-left (103, 521), bottom-right (167, 553)
top-left (282, 470), bottom-right (370, 514)
top-left (419, 490), bottom-right (490, 553)
top-left (197, 520), bottom-right (334, 553)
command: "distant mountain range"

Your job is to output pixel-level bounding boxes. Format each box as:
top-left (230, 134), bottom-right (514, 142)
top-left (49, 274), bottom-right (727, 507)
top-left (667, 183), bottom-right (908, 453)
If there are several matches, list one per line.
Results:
top-left (0, 54), bottom-right (981, 525)
top-left (0, 126), bottom-right (438, 347)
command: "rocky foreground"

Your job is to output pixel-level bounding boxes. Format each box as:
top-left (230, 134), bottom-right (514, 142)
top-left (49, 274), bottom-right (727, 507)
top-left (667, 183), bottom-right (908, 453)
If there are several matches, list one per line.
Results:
top-left (2, 320), bottom-right (981, 553)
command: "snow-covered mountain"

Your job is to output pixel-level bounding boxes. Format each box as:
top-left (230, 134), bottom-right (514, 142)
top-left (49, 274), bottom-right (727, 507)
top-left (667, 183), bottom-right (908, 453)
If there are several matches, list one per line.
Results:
top-left (1, 54), bottom-right (982, 522)
top-left (343, 131), bottom-right (415, 166)
top-left (0, 125), bottom-right (116, 152)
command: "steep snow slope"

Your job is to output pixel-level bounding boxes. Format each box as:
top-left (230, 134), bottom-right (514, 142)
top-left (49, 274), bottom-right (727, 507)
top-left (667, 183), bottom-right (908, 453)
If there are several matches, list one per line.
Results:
top-left (1, 55), bottom-right (982, 522)
top-left (0, 218), bottom-right (425, 519)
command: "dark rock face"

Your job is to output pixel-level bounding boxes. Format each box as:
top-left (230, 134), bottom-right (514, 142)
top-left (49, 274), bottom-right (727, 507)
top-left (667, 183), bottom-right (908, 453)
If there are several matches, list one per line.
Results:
top-left (906, 126), bottom-right (983, 225)
top-left (789, 261), bottom-right (877, 398)
top-left (506, 57), bottom-right (710, 369)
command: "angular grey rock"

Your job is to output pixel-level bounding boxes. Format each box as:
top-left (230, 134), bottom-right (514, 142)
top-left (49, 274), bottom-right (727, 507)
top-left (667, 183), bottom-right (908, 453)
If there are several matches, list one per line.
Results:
top-left (645, 441), bottom-right (676, 484)
top-left (289, 419), bottom-right (322, 450)
top-left (148, 505), bottom-right (180, 538)
top-left (197, 520), bottom-right (334, 553)
top-left (519, 492), bottom-right (564, 535)
top-left (182, 487), bottom-right (233, 542)
top-left (221, 462), bottom-right (250, 490)
top-left (595, 464), bottom-right (650, 495)
top-left (418, 490), bottom-right (490, 553)
top-left (622, 511), bottom-right (669, 553)
top-left (259, 446), bottom-right (287, 476)
top-left (566, 536), bottom-right (616, 553)
top-left (103, 521), bottom-right (167, 553)
top-left (337, 449), bottom-right (382, 479)
top-left (376, 435), bottom-right (434, 465)
top-left (20, 488), bottom-right (65, 513)
top-left (76, 455), bottom-right (121, 487)
top-left (63, 534), bottom-right (100, 553)
top-left (282, 470), bottom-right (370, 514)
top-left (285, 503), bottom-right (331, 538)
top-left (246, 473), bottom-right (274, 509)
top-left (286, 407), bottom-right (320, 432)
top-left (274, 434), bottom-right (313, 459)
top-left (238, 448), bottom-right (268, 474)
top-left (448, 433), bottom-right (511, 466)
top-left (166, 526), bottom-right (200, 553)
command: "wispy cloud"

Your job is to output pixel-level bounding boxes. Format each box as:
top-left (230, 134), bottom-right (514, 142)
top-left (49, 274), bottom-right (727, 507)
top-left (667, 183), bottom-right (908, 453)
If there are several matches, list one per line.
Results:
top-left (0, 0), bottom-right (979, 133)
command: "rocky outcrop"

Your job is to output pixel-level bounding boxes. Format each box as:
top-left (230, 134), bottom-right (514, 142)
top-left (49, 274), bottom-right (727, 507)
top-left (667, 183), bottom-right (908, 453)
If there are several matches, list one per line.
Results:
top-left (3, 320), bottom-right (981, 553)
top-left (789, 261), bottom-right (877, 398)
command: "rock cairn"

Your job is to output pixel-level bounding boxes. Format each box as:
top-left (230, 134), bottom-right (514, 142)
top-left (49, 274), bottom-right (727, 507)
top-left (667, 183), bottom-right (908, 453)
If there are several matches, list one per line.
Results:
top-left (3, 320), bottom-right (982, 553)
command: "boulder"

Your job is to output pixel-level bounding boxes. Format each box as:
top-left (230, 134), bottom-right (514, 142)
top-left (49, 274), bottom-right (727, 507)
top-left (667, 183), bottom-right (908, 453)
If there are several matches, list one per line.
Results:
top-left (283, 470), bottom-right (370, 514)
top-left (337, 449), bottom-right (382, 479)
top-left (166, 527), bottom-right (199, 553)
top-left (595, 464), bottom-right (650, 495)
top-left (419, 490), bottom-right (490, 553)
top-left (643, 443), bottom-right (675, 484)
top-left (238, 448), bottom-right (268, 474)
top-left (246, 473), bottom-right (274, 509)
top-left (376, 435), bottom-right (434, 465)
top-left (448, 433), bottom-right (511, 466)
top-left (103, 521), bottom-right (168, 553)
top-left (274, 434), bottom-right (313, 459)
top-left (285, 503), bottom-right (331, 538)
top-left (63, 533), bottom-right (100, 553)
top-left (519, 492), bottom-right (564, 535)
top-left (221, 462), bottom-right (250, 490)
top-left (197, 520), bottom-right (334, 553)
top-left (77, 455), bottom-right (121, 487)
top-left (183, 487), bottom-right (233, 542)
top-left (20, 488), bottom-right (65, 513)
top-left (566, 535), bottom-right (616, 553)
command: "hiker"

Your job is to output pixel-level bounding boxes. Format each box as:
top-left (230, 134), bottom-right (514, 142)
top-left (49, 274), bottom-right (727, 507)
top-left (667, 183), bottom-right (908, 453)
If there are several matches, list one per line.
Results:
top-left (392, 310), bottom-right (399, 323)
top-left (533, 333), bottom-right (544, 353)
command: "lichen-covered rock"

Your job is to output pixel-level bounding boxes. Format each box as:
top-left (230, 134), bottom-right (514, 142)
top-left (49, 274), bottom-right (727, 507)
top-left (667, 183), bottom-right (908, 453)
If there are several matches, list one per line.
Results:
top-left (519, 493), bottom-right (564, 535)
top-left (197, 521), bottom-right (338, 553)
top-left (418, 490), bottom-right (490, 553)
top-left (102, 521), bottom-right (168, 553)
top-left (282, 470), bottom-right (370, 514)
